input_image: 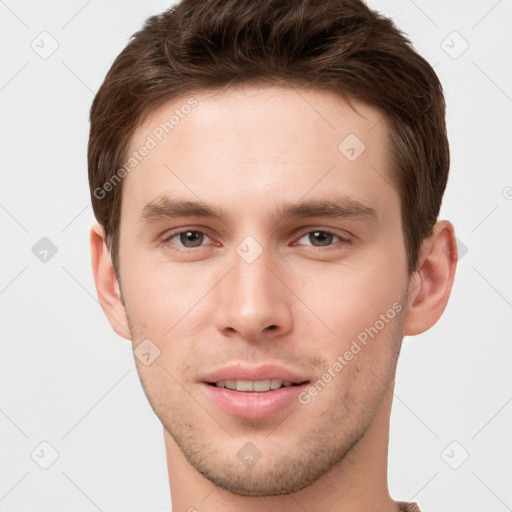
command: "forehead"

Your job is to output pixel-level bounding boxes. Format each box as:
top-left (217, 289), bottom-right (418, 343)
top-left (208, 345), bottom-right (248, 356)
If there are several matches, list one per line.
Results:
top-left (122, 85), bottom-right (397, 220)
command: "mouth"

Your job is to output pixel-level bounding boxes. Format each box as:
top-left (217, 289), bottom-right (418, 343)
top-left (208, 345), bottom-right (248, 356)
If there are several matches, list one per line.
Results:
top-left (206, 379), bottom-right (309, 392)
top-left (201, 379), bottom-right (311, 420)
top-left (199, 363), bottom-right (312, 419)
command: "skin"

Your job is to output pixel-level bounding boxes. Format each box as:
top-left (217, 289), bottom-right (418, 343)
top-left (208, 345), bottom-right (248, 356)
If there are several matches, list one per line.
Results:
top-left (90, 86), bottom-right (457, 512)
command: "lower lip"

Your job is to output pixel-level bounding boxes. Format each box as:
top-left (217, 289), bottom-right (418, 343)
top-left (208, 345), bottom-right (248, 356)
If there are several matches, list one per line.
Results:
top-left (201, 382), bottom-right (309, 420)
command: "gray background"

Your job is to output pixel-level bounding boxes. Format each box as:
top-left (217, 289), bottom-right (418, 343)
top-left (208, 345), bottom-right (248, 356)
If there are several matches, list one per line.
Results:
top-left (1, 1), bottom-right (511, 511)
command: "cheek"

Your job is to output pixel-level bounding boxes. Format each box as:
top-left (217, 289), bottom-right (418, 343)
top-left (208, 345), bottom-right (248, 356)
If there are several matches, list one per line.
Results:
top-left (297, 261), bottom-right (406, 343)
top-left (120, 253), bottom-right (209, 335)
top-left (121, 256), bottom-right (231, 382)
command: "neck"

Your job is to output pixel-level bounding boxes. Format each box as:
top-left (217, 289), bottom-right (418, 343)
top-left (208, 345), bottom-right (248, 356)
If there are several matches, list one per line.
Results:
top-left (165, 381), bottom-right (399, 512)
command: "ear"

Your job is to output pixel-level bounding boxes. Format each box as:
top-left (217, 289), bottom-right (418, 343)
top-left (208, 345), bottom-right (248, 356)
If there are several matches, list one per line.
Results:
top-left (403, 220), bottom-right (458, 336)
top-left (90, 222), bottom-right (131, 340)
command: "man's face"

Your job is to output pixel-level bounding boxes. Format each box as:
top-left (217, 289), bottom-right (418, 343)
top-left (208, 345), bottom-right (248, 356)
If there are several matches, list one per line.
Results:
top-left (118, 86), bottom-right (410, 495)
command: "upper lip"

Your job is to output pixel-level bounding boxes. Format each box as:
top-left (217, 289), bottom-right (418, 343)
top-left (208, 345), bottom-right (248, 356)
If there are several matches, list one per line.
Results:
top-left (201, 363), bottom-right (310, 384)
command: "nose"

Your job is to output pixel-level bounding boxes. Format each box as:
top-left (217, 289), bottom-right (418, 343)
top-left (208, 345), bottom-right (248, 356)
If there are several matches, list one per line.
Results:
top-left (213, 242), bottom-right (293, 342)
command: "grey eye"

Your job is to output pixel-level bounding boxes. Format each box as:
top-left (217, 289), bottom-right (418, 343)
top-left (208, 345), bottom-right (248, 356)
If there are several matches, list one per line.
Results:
top-left (169, 230), bottom-right (211, 247)
top-left (298, 230), bottom-right (338, 247)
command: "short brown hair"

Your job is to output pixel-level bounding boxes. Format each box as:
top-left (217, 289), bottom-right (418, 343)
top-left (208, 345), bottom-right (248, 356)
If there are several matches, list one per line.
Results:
top-left (88, 0), bottom-right (449, 277)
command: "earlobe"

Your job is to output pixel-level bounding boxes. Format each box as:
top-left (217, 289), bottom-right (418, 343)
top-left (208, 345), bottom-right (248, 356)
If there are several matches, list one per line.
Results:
top-left (402, 220), bottom-right (458, 336)
top-left (90, 223), bottom-right (131, 340)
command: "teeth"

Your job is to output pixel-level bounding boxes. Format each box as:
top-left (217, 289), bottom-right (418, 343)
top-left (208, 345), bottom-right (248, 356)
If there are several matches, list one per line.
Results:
top-left (270, 379), bottom-right (282, 390)
top-left (214, 379), bottom-right (295, 392)
top-left (237, 380), bottom-right (253, 392)
top-left (253, 380), bottom-right (271, 392)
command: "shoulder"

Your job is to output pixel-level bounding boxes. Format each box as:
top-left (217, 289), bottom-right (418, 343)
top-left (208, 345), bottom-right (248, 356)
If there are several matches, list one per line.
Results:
top-left (396, 502), bottom-right (422, 512)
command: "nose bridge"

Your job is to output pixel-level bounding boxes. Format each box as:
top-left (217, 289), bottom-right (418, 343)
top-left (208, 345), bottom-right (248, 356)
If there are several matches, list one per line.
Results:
top-left (234, 247), bottom-right (272, 312)
top-left (214, 237), bottom-right (292, 339)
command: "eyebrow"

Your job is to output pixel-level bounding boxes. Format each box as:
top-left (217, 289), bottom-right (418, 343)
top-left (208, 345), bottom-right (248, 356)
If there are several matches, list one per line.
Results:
top-left (139, 195), bottom-right (378, 225)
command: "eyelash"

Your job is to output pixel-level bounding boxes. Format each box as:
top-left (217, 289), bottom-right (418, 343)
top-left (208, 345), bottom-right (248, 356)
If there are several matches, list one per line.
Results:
top-left (159, 228), bottom-right (352, 250)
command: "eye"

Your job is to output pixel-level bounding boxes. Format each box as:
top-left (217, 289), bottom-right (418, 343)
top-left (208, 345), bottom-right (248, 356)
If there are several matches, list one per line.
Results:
top-left (296, 229), bottom-right (350, 248)
top-left (163, 230), bottom-right (213, 248)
